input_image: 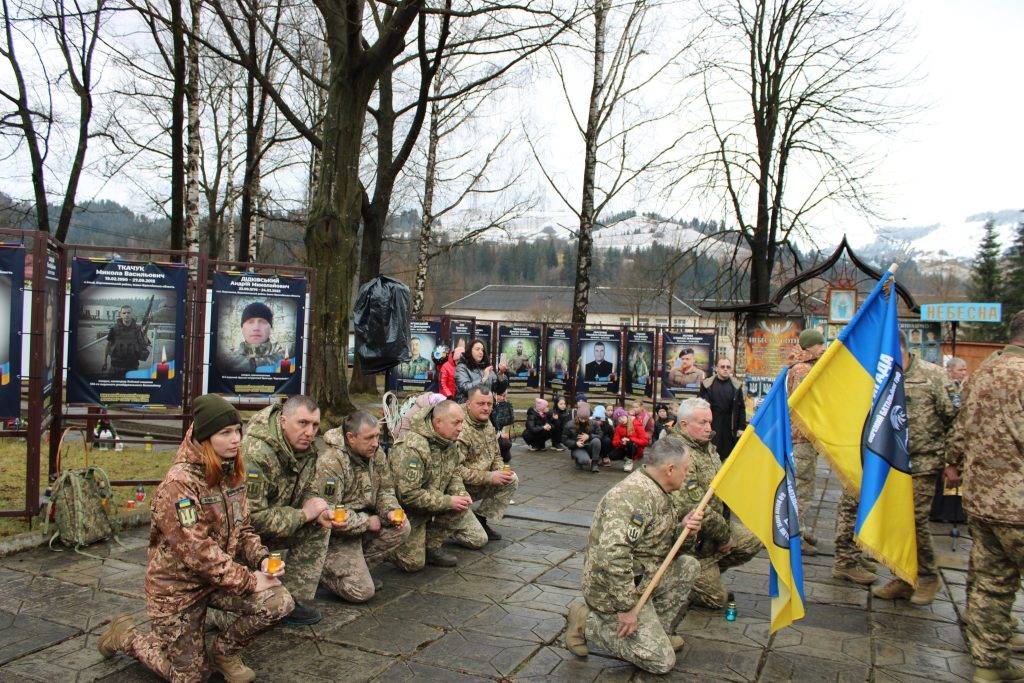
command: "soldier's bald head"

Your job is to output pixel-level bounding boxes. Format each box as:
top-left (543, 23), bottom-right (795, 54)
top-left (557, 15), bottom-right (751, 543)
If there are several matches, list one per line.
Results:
top-left (645, 435), bottom-right (691, 469)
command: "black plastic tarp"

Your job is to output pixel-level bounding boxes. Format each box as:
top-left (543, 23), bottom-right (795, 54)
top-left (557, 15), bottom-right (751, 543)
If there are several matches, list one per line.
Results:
top-left (353, 275), bottom-right (411, 374)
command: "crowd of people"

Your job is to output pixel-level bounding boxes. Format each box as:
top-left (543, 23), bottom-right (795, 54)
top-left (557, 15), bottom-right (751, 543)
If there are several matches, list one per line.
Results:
top-left (94, 312), bottom-right (1024, 681)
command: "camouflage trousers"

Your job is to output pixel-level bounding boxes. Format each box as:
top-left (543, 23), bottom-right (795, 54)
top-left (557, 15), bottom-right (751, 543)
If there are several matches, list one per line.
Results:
top-left (965, 518), bottom-right (1024, 668)
top-left (267, 520), bottom-right (331, 601)
top-left (390, 510), bottom-right (487, 572)
top-left (585, 555), bottom-right (700, 675)
top-left (691, 522), bottom-right (762, 609)
top-left (467, 472), bottom-right (519, 523)
top-left (321, 520), bottom-right (411, 602)
top-left (126, 586), bottom-right (293, 683)
top-left (912, 471), bottom-right (939, 579)
top-left (793, 442), bottom-right (818, 536)
top-left (834, 490), bottom-right (869, 568)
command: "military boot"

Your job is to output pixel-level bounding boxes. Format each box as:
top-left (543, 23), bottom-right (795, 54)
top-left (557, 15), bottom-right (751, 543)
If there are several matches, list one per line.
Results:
top-left (910, 577), bottom-right (941, 605)
top-left (832, 562), bottom-right (878, 586)
top-left (565, 602), bottom-right (589, 656)
top-left (669, 635), bottom-right (686, 651)
top-left (872, 579), bottom-right (913, 601)
top-left (475, 514), bottom-right (502, 542)
top-left (426, 548), bottom-right (458, 567)
top-left (1011, 633), bottom-right (1024, 653)
top-left (97, 613), bottom-right (135, 658)
top-left (971, 662), bottom-right (1024, 682)
top-left (211, 653), bottom-right (256, 683)
top-left (801, 539), bottom-right (817, 556)
top-left (284, 600), bottom-right (322, 626)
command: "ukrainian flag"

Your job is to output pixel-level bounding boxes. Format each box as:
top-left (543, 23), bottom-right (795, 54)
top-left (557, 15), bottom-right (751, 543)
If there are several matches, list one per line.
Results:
top-left (788, 270), bottom-right (916, 583)
top-left (710, 367), bottom-right (804, 632)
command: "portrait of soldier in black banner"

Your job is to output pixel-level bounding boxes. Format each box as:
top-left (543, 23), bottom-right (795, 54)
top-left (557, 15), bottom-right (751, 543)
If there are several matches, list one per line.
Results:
top-left (102, 303), bottom-right (152, 378)
top-left (222, 301), bottom-right (288, 374)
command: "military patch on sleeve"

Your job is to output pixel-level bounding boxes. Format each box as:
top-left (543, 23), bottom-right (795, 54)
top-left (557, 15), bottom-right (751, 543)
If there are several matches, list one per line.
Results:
top-left (246, 470), bottom-right (265, 500)
top-left (199, 495), bottom-right (222, 505)
top-left (324, 478), bottom-right (337, 498)
top-left (627, 513), bottom-right (645, 543)
top-left (685, 479), bottom-right (698, 491)
top-left (176, 498), bottom-right (198, 528)
top-left (403, 458), bottom-right (423, 485)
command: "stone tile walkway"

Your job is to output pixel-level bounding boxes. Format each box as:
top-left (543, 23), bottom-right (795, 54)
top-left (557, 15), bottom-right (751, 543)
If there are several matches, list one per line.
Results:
top-left (0, 445), bottom-right (1018, 681)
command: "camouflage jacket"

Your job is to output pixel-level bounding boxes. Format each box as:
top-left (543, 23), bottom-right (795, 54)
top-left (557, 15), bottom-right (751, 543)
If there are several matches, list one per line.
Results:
top-left (670, 432), bottom-right (731, 553)
top-left (241, 404), bottom-right (320, 540)
top-left (390, 407), bottom-right (467, 519)
top-left (316, 428), bottom-right (401, 537)
top-left (787, 350), bottom-right (822, 444)
top-left (456, 414), bottom-right (503, 488)
top-left (946, 345), bottom-right (1024, 525)
top-left (904, 356), bottom-right (956, 473)
top-left (227, 340), bottom-right (286, 374)
top-left (145, 431), bottom-right (266, 617)
top-left (582, 468), bottom-right (688, 614)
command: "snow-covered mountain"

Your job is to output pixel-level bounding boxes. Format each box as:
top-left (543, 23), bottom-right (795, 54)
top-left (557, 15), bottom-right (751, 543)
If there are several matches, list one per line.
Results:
top-left (866, 210), bottom-right (1021, 262)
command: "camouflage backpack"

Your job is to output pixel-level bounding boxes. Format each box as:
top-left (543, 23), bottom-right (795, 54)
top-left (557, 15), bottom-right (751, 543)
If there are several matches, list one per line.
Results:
top-left (44, 428), bottom-right (117, 553)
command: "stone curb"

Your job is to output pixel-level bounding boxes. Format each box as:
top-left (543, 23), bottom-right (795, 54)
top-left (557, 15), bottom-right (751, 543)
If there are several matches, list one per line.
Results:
top-left (0, 509), bottom-right (152, 558)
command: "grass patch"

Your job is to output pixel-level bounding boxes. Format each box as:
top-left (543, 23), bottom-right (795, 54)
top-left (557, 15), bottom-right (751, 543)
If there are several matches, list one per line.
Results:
top-left (0, 438), bottom-right (173, 538)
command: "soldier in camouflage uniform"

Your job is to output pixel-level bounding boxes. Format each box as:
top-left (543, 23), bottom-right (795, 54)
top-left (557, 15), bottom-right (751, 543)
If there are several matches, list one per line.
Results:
top-left (508, 340), bottom-right (534, 375)
top-left (673, 398), bottom-right (761, 609)
top-left (945, 357), bottom-right (968, 409)
top-left (456, 386), bottom-right (518, 541)
top-left (316, 411), bottom-right (410, 602)
top-left (389, 400), bottom-right (487, 570)
top-left (946, 311), bottom-right (1024, 682)
top-left (224, 302), bottom-right (287, 374)
top-left (566, 435), bottom-right (704, 675)
top-left (102, 305), bottom-right (151, 377)
top-left (398, 336), bottom-right (431, 379)
top-left (98, 395), bottom-right (292, 683)
top-left (787, 329), bottom-right (825, 555)
top-left (242, 395), bottom-right (331, 625)
top-left (872, 333), bottom-right (956, 605)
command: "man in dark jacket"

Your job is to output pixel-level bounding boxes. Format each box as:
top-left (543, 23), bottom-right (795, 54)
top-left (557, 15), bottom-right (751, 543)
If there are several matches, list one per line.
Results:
top-left (489, 379), bottom-right (515, 463)
top-left (562, 403), bottom-right (602, 472)
top-left (698, 358), bottom-right (746, 461)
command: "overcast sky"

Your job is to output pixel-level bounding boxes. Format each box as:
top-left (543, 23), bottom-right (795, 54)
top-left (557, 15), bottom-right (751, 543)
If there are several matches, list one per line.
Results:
top-left (2, 0), bottom-right (1021, 243)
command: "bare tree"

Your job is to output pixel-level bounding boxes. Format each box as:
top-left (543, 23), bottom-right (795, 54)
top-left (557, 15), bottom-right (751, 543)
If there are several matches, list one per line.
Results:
top-left (692, 0), bottom-right (912, 304)
top-left (0, 0), bottom-right (106, 240)
top-left (530, 0), bottom-right (698, 327)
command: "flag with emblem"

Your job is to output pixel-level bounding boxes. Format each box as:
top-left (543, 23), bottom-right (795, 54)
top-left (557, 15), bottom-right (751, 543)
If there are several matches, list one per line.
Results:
top-left (709, 366), bottom-right (804, 632)
top-left (787, 268), bottom-right (917, 584)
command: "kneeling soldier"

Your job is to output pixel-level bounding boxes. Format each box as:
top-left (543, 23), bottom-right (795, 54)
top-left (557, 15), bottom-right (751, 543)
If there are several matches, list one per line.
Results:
top-left (566, 436), bottom-right (704, 675)
top-left (457, 386), bottom-right (518, 541)
top-left (98, 395), bottom-right (293, 683)
top-left (390, 400), bottom-right (488, 570)
top-left (317, 411), bottom-right (410, 602)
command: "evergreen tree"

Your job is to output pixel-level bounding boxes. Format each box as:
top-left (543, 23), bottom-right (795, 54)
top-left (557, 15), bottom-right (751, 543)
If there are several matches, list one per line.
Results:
top-left (1003, 219), bottom-right (1024, 330)
top-left (969, 220), bottom-right (1002, 301)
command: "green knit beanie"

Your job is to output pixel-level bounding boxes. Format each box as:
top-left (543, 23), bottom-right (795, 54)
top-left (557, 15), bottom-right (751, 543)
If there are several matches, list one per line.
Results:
top-left (192, 394), bottom-right (242, 443)
top-left (799, 328), bottom-right (826, 350)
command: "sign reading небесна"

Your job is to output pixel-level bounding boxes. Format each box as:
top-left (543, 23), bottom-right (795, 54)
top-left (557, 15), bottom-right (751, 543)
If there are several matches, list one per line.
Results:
top-left (919, 302), bottom-right (1002, 323)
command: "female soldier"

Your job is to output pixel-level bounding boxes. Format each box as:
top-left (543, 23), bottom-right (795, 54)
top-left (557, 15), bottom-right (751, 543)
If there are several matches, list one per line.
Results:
top-left (97, 394), bottom-right (293, 682)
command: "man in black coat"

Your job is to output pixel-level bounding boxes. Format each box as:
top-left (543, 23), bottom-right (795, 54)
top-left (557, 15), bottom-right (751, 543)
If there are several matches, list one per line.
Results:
top-left (698, 357), bottom-right (746, 461)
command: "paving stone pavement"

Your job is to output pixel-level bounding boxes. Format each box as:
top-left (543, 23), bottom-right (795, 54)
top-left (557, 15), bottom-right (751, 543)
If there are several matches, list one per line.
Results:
top-left (0, 445), bottom-right (1020, 681)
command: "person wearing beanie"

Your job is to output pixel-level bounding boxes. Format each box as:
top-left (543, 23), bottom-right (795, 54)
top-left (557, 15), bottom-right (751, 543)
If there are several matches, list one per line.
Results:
top-left (223, 300), bottom-right (288, 374)
top-left (523, 397), bottom-right (553, 450)
top-left (562, 401), bottom-right (603, 472)
top-left (98, 393), bottom-right (293, 682)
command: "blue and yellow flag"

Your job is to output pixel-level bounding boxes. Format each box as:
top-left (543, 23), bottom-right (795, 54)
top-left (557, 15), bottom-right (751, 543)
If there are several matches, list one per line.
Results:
top-left (711, 367), bottom-right (804, 632)
top-left (788, 270), bottom-right (917, 583)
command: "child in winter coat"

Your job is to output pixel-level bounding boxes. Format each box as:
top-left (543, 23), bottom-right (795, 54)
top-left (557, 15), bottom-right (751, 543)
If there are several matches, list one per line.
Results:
top-left (438, 346), bottom-right (463, 400)
top-left (611, 406), bottom-right (650, 472)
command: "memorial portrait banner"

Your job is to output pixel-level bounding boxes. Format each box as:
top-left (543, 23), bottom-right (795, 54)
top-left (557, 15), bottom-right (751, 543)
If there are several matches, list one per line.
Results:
top-left (898, 320), bottom-right (942, 365)
top-left (208, 271), bottom-right (306, 396)
top-left (42, 252), bottom-right (61, 399)
top-left (393, 319), bottom-right (440, 392)
top-left (451, 320), bottom-right (492, 358)
top-left (577, 328), bottom-right (621, 395)
top-left (544, 327), bottom-right (571, 390)
top-left (498, 325), bottom-right (540, 387)
top-left (626, 330), bottom-right (655, 397)
top-left (743, 316), bottom-right (803, 415)
top-left (0, 245), bottom-right (25, 418)
top-left (661, 330), bottom-right (715, 398)
top-left (67, 258), bottom-right (187, 406)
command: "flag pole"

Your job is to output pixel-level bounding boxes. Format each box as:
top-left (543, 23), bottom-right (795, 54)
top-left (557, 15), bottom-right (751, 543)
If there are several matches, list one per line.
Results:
top-left (629, 486), bottom-right (717, 618)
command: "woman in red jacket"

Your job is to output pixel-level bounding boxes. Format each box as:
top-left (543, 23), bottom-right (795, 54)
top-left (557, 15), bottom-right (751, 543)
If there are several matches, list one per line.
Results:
top-left (439, 346), bottom-right (463, 400)
top-left (612, 406), bottom-right (650, 473)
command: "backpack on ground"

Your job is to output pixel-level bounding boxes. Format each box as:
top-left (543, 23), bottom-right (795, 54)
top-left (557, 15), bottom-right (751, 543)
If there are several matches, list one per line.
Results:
top-left (44, 427), bottom-right (117, 554)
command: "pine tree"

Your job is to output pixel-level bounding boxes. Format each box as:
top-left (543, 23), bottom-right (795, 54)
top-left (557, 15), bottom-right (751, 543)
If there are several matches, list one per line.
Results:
top-left (970, 220), bottom-right (1002, 301)
top-left (1003, 219), bottom-right (1024, 329)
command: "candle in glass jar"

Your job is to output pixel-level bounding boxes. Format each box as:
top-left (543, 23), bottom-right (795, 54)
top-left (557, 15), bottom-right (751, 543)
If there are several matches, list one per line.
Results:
top-left (333, 506), bottom-right (348, 524)
top-left (266, 552), bottom-right (283, 574)
top-left (391, 508), bottom-right (406, 525)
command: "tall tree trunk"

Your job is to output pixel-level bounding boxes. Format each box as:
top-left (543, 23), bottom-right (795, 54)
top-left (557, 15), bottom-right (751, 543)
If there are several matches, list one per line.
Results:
top-left (571, 0), bottom-right (608, 327)
top-left (411, 97), bottom-right (440, 318)
top-left (184, 0), bottom-right (202, 268)
top-left (170, 0), bottom-right (186, 250)
top-left (223, 84), bottom-right (237, 260)
top-left (238, 4), bottom-right (259, 261)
